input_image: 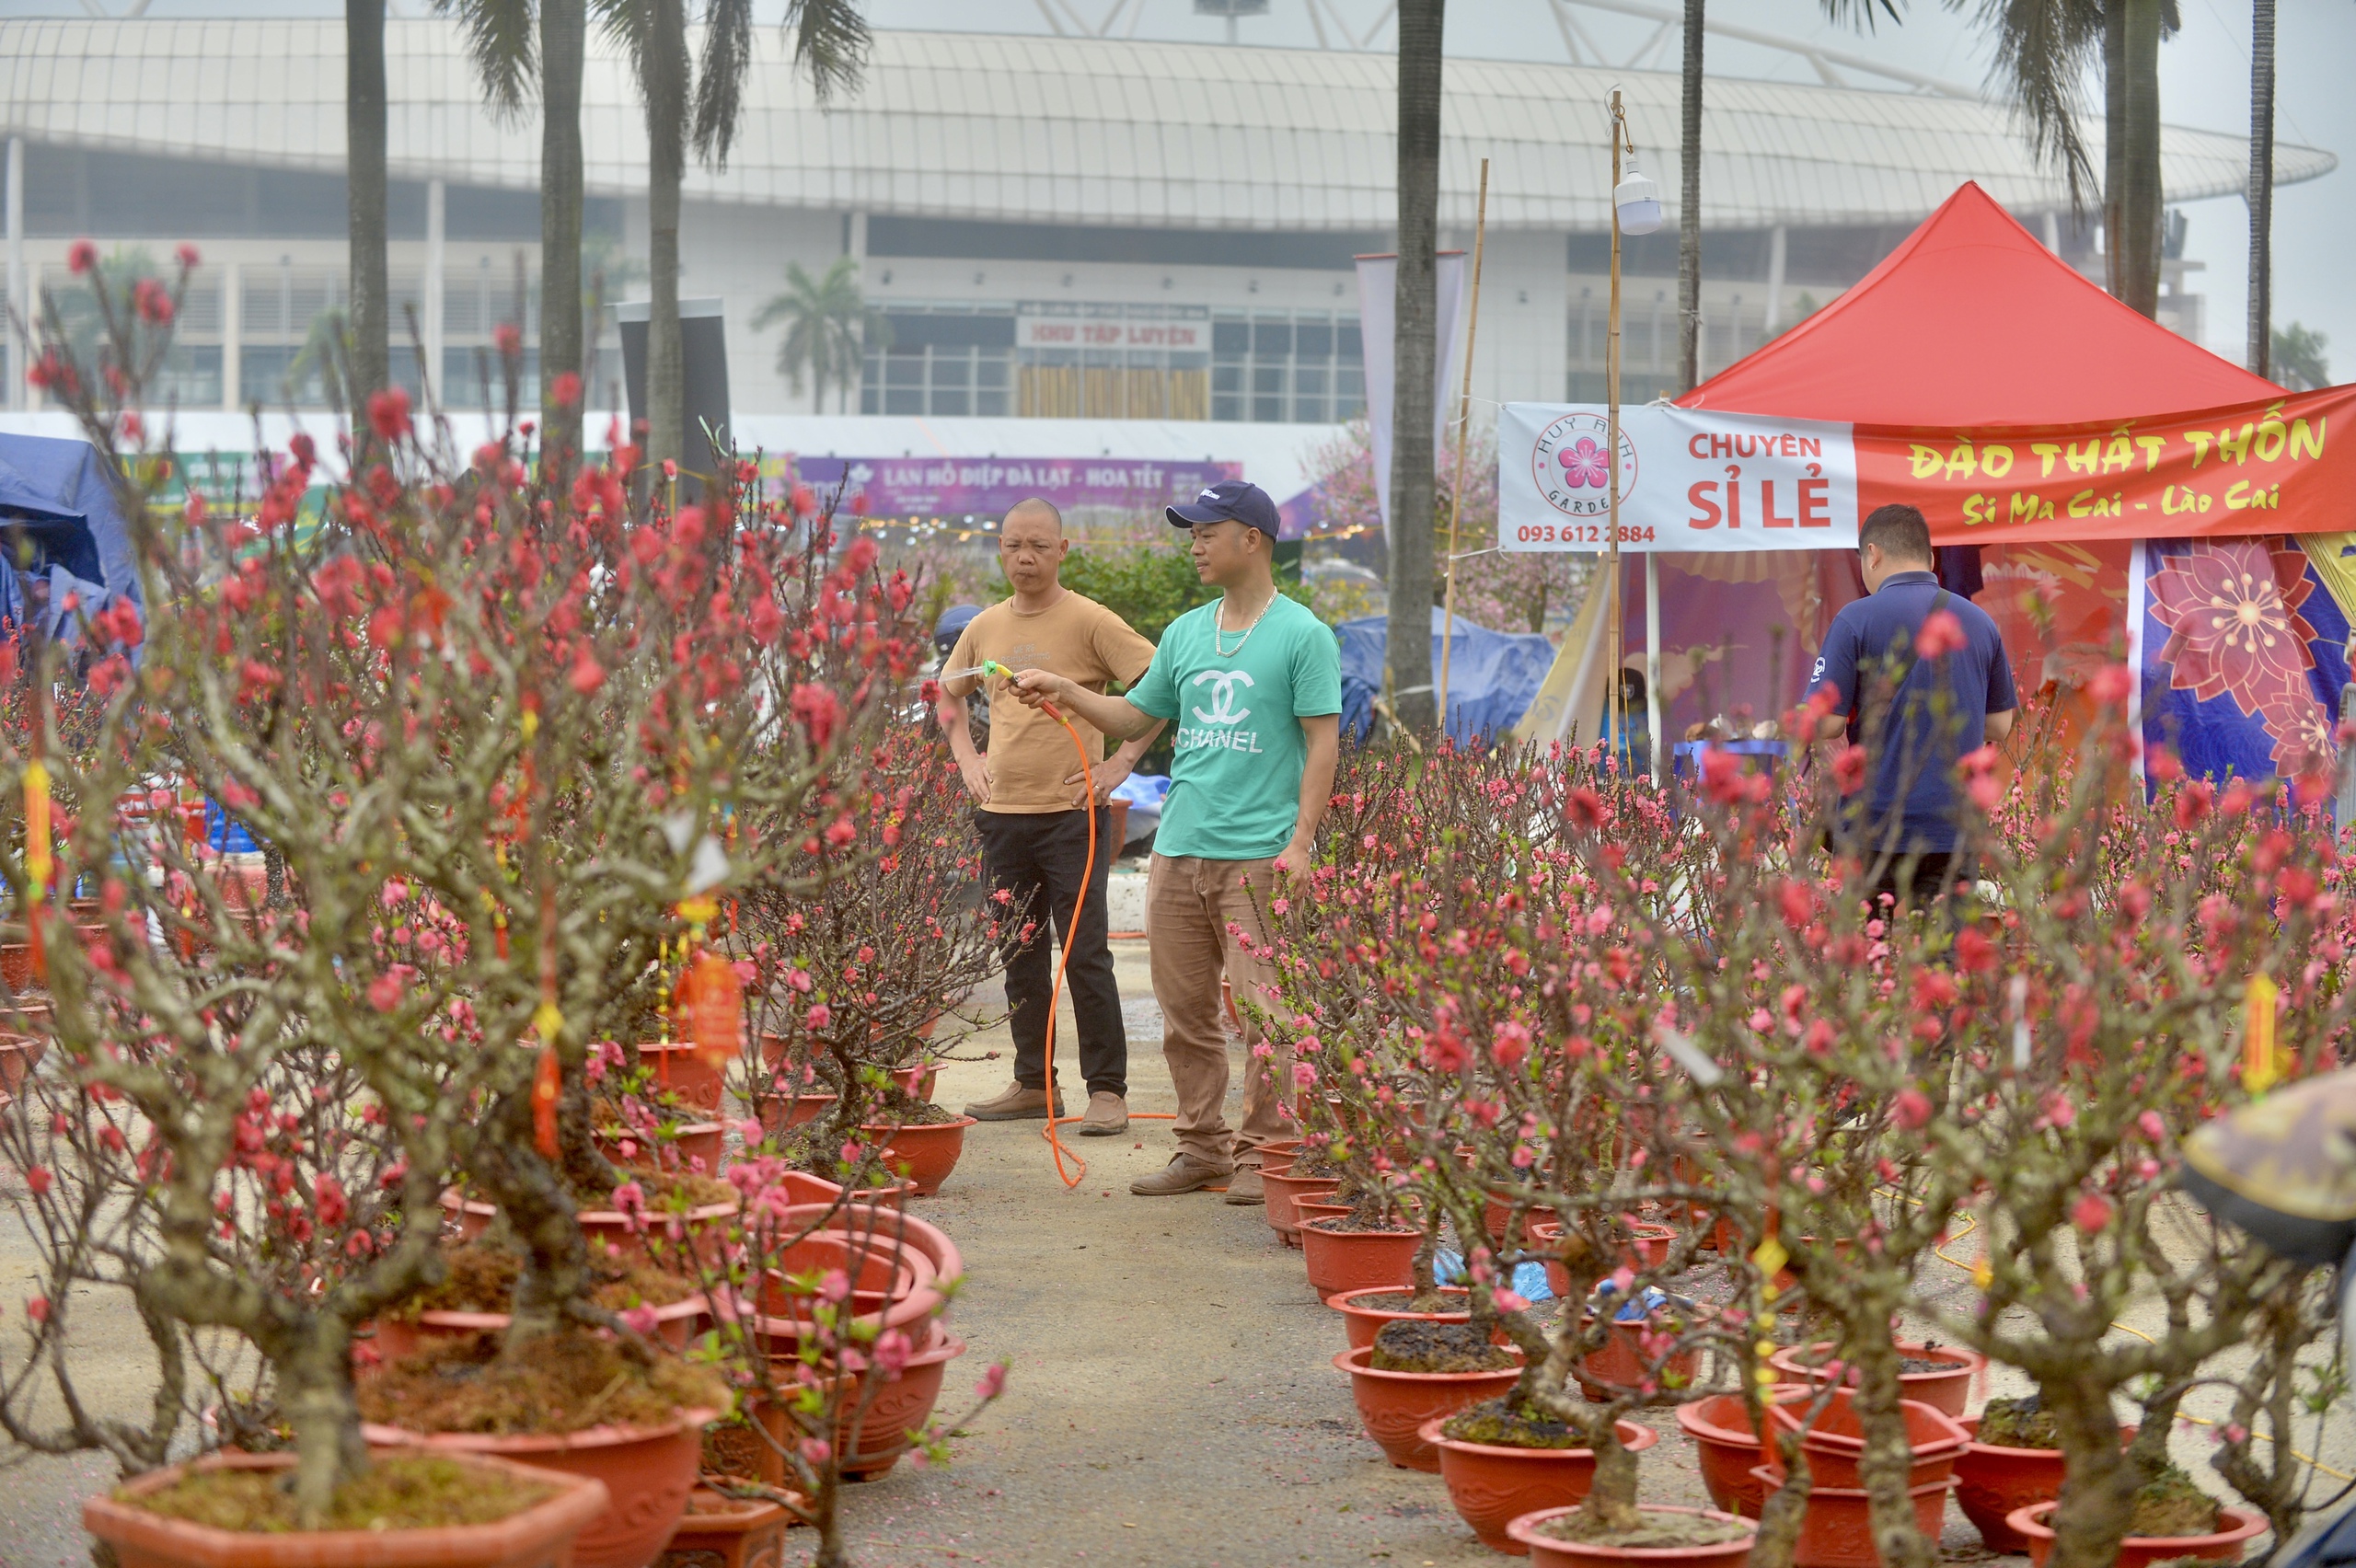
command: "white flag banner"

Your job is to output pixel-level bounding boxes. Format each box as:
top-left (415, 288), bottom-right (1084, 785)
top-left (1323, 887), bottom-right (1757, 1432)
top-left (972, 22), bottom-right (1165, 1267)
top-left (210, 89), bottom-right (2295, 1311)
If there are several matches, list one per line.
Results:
top-left (1497, 402), bottom-right (1862, 554)
top-left (1356, 250), bottom-right (1469, 531)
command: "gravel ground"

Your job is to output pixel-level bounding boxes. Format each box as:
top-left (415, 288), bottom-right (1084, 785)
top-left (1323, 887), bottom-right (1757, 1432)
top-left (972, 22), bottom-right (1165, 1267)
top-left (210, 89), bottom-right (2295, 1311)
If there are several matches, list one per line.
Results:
top-left (1, 933), bottom-right (2346, 1566)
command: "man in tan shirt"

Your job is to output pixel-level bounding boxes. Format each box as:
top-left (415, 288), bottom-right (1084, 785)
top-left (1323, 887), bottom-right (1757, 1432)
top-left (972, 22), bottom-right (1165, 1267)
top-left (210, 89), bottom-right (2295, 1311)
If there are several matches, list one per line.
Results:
top-left (938, 498), bottom-right (1162, 1134)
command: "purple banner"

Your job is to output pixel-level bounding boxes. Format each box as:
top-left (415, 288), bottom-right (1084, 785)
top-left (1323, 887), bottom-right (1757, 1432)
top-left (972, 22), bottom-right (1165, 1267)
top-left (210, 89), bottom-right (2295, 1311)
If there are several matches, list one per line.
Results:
top-left (768, 456), bottom-right (1241, 523)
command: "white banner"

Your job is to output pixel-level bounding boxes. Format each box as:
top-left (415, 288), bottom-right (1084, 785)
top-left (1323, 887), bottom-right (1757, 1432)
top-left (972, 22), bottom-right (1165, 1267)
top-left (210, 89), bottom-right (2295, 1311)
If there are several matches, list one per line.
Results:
top-left (1357, 250), bottom-right (1469, 530)
top-left (1498, 403), bottom-right (1862, 553)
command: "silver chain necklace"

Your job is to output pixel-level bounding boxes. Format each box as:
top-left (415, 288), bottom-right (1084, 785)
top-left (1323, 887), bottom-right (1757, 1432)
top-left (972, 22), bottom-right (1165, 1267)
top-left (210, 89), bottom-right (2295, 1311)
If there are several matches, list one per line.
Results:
top-left (1214, 592), bottom-right (1275, 657)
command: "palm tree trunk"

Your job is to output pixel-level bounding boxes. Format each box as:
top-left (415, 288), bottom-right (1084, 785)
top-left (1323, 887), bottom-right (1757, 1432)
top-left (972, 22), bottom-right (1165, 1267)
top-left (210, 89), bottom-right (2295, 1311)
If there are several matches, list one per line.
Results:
top-left (1385, 0), bottom-right (1444, 734)
top-left (345, 0), bottom-right (389, 410)
top-left (2102, 3), bottom-right (2125, 299)
top-left (2116, 0), bottom-right (2164, 319)
top-left (1677, 0), bottom-right (1703, 394)
top-left (2246, 0), bottom-right (2274, 376)
top-left (644, 0), bottom-right (689, 476)
top-left (540, 0), bottom-right (587, 478)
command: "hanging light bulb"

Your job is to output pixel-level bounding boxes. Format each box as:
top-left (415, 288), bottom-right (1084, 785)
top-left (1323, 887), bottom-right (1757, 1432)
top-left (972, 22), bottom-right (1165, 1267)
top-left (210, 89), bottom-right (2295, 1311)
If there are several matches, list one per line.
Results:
top-left (1614, 159), bottom-right (1663, 236)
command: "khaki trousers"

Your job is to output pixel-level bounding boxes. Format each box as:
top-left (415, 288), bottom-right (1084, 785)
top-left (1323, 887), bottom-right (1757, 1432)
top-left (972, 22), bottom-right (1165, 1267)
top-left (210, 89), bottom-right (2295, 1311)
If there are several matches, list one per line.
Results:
top-left (1146, 852), bottom-right (1291, 1170)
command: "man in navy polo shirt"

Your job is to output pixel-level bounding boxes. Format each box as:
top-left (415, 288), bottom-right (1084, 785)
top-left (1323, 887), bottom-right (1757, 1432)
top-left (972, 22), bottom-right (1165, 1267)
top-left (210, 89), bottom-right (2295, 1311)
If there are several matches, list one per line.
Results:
top-left (1810, 503), bottom-right (2018, 909)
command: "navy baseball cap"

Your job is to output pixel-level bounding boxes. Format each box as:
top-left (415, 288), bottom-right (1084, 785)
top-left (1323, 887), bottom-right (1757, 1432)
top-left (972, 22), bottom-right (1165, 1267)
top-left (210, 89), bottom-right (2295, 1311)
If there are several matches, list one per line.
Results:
top-left (1167, 478), bottom-right (1280, 537)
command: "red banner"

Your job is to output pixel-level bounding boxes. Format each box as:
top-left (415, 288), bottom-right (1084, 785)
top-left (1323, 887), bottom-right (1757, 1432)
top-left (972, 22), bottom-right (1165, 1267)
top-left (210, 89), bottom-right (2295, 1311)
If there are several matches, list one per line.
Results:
top-left (1874, 386), bottom-right (2356, 546)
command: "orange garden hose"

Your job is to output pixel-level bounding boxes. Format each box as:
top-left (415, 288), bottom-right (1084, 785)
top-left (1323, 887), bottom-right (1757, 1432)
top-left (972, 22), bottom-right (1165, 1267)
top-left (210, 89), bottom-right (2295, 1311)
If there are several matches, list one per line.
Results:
top-left (1001, 676), bottom-right (1174, 1189)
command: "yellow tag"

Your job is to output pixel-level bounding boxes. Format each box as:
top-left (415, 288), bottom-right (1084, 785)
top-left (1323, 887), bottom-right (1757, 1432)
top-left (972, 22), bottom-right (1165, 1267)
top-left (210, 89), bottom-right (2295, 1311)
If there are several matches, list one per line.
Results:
top-left (1972, 1258), bottom-right (1993, 1290)
top-left (2245, 974), bottom-right (2281, 1094)
top-left (1751, 1233), bottom-right (1789, 1282)
top-left (24, 758), bottom-right (52, 892)
top-left (533, 999), bottom-right (563, 1044)
top-left (520, 709), bottom-right (539, 742)
top-left (679, 896), bottom-right (719, 930)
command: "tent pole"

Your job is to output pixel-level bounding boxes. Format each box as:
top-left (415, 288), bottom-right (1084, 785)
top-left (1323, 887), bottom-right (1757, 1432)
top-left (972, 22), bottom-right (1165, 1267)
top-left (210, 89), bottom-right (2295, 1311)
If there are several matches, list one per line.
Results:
top-left (1645, 551), bottom-right (1663, 786)
top-left (1606, 93), bottom-right (1626, 767)
top-left (1437, 157), bottom-right (1489, 732)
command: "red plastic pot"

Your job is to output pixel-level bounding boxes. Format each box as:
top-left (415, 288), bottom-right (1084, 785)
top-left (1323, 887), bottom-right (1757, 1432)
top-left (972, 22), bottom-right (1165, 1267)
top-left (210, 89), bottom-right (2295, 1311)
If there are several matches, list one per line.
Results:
top-left (1576, 1315), bottom-right (1700, 1402)
top-left (596, 1121), bottom-right (724, 1176)
top-left (754, 1090), bottom-right (837, 1133)
top-left (0, 1034), bottom-right (33, 1097)
top-left (370, 1294), bottom-right (706, 1364)
top-left (889, 1059), bottom-right (940, 1101)
top-left (658, 1488), bottom-right (794, 1568)
top-left (2006, 1500), bottom-right (2266, 1568)
top-left (1955, 1417), bottom-right (2137, 1553)
top-left (84, 1448), bottom-right (611, 1568)
top-left (1264, 1168), bottom-right (1340, 1249)
top-left (1767, 1341), bottom-right (1984, 1418)
top-left (862, 1116), bottom-right (975, 1197)
top-left (840, 1327), bottom-right (967, 1477)
top-left (1301, 1217), bottom-right (1421, 1297)
top-left (1425, 1415), bottom-right (1657, 1553)
top-left (1749, 1465), bottom-right (1952, 1568)
top-left (578, 1196), bottom-right (740, 1270)
top-left (365, 1410), bottom-right (715, 1568)
top-left (1325, 1286), bottom-right (1472, 1352)
top-left (1765, 1392), bottom-right (1970, 1489)
top-left (1673, 1386), bottom-right (1813, 1516)
top-left (635, 1041), bottom-right (727, 1113)
top-left (1505, 1505), bottom-right (1758, 1568)
top-left (1332, 1343), bottom-right (1523, 1471)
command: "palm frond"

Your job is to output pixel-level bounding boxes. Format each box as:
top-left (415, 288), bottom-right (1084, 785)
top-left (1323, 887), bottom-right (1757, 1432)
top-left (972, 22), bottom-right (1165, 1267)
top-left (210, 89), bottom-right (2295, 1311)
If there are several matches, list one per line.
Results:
top-left (691, 0), bottom-right (756, 167)
top-left (433, 0), bottom-right (540, 117)
top-left (588, 0), bottom-right (653, 88)
top-left (1949, 0), bottom-right (2104, 213)
top-left (782, 0), bottom-right (870, 103)
top-left (1818, 0), bottom-right (1909, 29)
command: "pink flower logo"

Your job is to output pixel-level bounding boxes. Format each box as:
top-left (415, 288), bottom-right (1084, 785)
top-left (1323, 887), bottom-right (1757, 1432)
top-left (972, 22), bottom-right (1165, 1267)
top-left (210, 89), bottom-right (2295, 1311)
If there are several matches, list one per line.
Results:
top-left (1557, 437), bottom-right (1610, 489)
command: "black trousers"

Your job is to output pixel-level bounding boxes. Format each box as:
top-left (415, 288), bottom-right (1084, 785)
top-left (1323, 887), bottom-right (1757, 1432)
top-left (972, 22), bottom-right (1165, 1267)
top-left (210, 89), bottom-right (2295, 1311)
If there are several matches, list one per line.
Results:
top-left (975, 807), bottom-right (1126, 1098)
top-left (1865, 850), bottom-right (1972, 917)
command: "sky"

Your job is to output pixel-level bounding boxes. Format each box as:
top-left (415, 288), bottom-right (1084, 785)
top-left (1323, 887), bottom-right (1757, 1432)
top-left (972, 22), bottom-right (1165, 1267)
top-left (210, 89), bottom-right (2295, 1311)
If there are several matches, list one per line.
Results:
top-left (6, 0), bottom-right (2346, 379)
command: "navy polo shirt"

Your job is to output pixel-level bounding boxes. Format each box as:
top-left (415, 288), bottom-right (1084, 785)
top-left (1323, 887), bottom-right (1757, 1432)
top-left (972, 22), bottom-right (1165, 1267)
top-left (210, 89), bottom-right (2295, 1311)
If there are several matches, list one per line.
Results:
top-left (1810, 571), bottom-right (2017, 854)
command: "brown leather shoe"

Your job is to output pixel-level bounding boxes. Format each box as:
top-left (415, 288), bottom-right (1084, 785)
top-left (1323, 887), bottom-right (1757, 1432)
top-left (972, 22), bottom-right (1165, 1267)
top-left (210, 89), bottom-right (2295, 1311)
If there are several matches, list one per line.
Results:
top-left (1221, 1165), bottom-right (1265, 1205)
top-left (1075, 1091), bottom-right (1129, 1137)
top-left (963, 1081), bottom-right (1063, 1122)
top-left (1129, 1153), bottom-right (1231, 1196)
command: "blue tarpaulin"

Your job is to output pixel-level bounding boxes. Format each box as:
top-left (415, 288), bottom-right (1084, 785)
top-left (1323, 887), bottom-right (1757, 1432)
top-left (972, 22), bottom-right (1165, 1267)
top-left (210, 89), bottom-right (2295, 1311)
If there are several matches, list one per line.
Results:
top-left (1336, 607), bottom-right (1557, 746)
top-left (0, 434), bottom-right (142, 626)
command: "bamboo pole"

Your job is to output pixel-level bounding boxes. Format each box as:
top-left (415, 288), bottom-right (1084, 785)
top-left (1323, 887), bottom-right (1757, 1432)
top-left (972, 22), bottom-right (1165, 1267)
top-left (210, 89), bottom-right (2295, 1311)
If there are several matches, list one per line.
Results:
top-left (1607, 92), bottom-right (1627, 766)
top-left (1436, 156), bottom-right (1490, 731)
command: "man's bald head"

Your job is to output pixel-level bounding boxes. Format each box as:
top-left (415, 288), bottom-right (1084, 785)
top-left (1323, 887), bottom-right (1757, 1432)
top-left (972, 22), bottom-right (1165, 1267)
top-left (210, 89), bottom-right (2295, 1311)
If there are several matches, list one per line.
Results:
top-left (999, 497), bottom-right (1070, 599)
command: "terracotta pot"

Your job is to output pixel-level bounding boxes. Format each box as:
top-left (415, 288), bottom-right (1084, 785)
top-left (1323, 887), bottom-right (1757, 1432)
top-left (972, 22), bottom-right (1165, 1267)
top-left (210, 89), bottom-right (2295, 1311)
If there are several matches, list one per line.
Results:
top-left (1576, 1315), bottom-right (1701, 1402)
top-left (1263, 1168), bottom-right (1340, 1249)
top-left (1301, 1218), bottom-right (1421, 1298)
top-left (778, 1201), bottom-right (964, 1293)
top-left (889, 1059), bottom-right (941, 1101)
top-left (1325, 1286), bottom-right (1472, 1352)
top-left (1749, 1465), bottom-right (1952, 1568)
top-left (656, 1488), bottom-right (794, 1568)
top-left (578, 1197), bottom-right (740, 1270)
top-left (861, 1116), bottom-right (975, 1197)
top-left (840, 1328), bottom-right (967, 1477)
top-left (364, 1410), bottom-right (713, 1568)
top-left (1426, 1415), bottom-right (1658, 1554)
top-left (1767, 1341), bottom-right (1984, 1418)
top-left (370, 1293), bottom-right (707, 1364)
top-left (0, 1034), bottom-right (34, 1096)
top-left (1765, 1392), bottom-right (1970, 1490)
top-left (0, 942), bottom-right (32, 994)
top-left (597, 1122), bottom-right (725, 1176)
top-left (1331, 1343), bottom-right (1523, 1472)
top-left (635, 1042), bottom-right (728, 1113)
top-left (83, 1448), bottom-right (610, 1568)
top-left (1674, 1386), bottom-right (1814, 1517)
top-left (753, 1091), bottom-right (837, 1134)
top-left (1505, 1504), bottom-right (1758, 1568)
top-left (1294, 1197), bottom-right (1353, 1227)
top-left (1954, 1418), bottom-right (2137, 1553)
top-left (2006, 1500), bottom-right (2266, 1568)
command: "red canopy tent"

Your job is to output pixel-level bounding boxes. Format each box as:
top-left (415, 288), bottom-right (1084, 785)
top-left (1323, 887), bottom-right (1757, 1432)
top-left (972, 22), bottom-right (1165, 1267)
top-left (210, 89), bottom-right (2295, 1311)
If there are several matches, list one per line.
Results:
top-left (1587, 180), bottom-right (2289, 751)
top-left (1675, 179), bottom-right (2274, 425)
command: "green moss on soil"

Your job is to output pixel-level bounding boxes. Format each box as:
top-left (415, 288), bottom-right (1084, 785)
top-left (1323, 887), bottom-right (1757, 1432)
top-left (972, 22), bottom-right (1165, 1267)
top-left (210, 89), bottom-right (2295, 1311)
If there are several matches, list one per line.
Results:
top-left (2131, 1466), bottom-right (2223, 1539)
top-left (1536, 1510), bottom-right (1750, 1548)
top-left (121, 1454), bottom-right (554, 1534)
top-left (357, 1326), bottom-right (730, 1436)
top-left (1977, 1396), bottom-right (2061, 1450)
top-left (400, 1242), bottom-right (699, 1318)
top-left (1369, 1320), bottom-right (1515, 1374)
top-left (1440, 1397), bottom-right (1590, 1449)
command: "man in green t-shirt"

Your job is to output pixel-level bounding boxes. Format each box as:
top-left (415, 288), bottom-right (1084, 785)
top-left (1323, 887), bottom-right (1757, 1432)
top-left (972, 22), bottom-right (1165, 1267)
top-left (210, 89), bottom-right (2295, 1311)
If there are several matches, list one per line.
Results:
top-left (1011, 480), bottom-right (1341, 1205)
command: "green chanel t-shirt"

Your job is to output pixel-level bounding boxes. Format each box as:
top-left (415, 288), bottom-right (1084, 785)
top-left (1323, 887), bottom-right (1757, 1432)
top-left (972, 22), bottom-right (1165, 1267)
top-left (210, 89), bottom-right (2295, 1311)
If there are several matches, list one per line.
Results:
top-left (1126, 594), bottom-right (1343, 860)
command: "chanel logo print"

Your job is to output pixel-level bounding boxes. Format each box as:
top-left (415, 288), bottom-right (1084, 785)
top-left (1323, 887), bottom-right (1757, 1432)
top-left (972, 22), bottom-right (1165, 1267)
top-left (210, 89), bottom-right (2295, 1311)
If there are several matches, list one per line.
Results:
top-left (1190, 669), bottom-right (1255, 726)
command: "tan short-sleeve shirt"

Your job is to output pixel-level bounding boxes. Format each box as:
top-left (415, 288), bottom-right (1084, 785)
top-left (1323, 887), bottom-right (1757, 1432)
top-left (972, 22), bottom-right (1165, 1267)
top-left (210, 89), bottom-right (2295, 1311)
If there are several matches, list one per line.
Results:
top-left (942, 592), bottom-right (1157, 814)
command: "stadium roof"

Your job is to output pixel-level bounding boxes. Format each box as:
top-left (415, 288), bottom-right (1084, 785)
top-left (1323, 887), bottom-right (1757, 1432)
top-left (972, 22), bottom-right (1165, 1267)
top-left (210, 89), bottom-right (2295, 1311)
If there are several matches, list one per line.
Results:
top-left (0, 19), bottom-right (2333, 232)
